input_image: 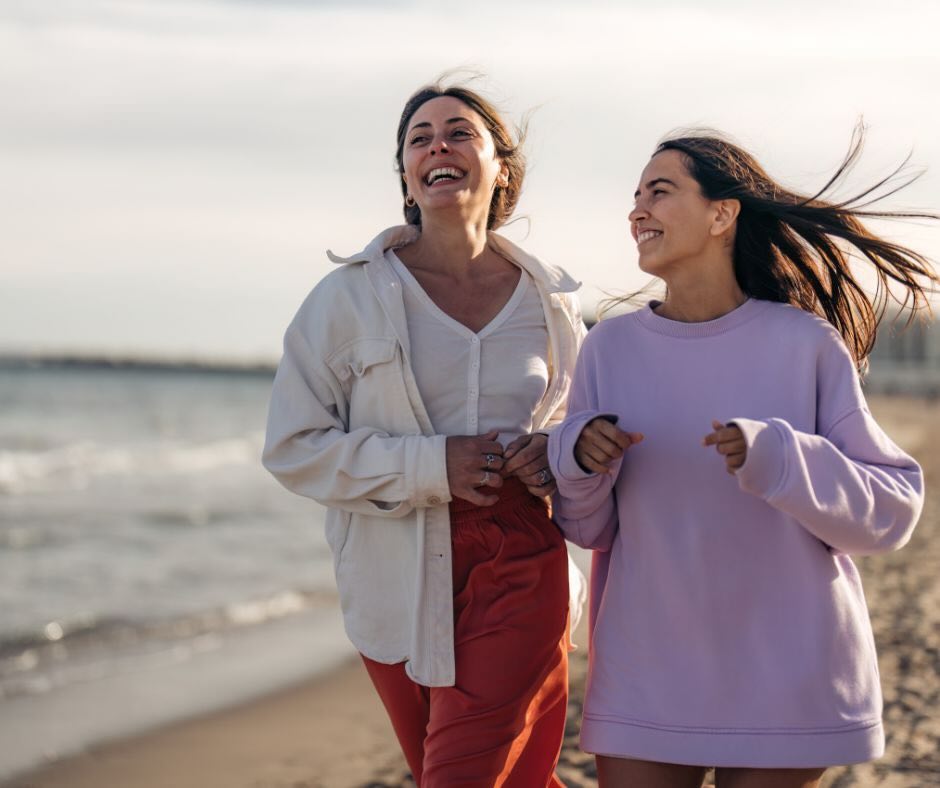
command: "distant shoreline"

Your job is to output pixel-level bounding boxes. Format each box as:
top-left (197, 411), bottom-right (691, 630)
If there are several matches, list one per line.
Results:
top-left (0, 354), bottom-right (278, 377)
top-left (2, 350), bottom-right (937, 395)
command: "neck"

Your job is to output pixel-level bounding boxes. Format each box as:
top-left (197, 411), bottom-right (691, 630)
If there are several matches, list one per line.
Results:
top-left (656, 255), bottom-right (747, 323)
top-left (409, 213), bottom-right (490, 272)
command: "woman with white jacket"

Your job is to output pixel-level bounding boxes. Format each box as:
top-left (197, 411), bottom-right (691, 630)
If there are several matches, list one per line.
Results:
top-left (263, 82), bottom-right (586, 787)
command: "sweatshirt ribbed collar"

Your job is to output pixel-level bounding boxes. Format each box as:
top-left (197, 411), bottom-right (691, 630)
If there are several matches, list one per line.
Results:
top-left (636, 298), bottom-right (765, 338)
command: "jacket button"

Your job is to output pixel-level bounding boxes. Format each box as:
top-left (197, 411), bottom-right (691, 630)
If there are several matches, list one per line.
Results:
top-left (427, 496), bottom-right (442, 505)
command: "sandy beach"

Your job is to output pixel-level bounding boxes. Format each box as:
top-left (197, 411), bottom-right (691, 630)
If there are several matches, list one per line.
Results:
top-left (5, 396), bottom-right (938, 788)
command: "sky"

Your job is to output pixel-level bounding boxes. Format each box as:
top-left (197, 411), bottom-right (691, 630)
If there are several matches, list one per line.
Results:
top-left (1, 0), bottom-right (939, 362)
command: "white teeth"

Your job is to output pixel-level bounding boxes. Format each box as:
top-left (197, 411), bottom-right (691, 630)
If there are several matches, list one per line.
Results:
top-left (637, 230), bottom-right (662, 244)
top-left (426, 167), bottom-right (464, 185)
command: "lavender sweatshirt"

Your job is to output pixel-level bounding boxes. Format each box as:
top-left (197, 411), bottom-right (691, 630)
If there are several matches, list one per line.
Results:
top-left (548, 299), bottom-right (923, 768)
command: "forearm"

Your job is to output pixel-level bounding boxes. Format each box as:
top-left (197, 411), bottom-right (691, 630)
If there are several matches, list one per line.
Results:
top-left (732, 411), bottom-right (923, 555)
top-left (263, 426), bottom-right (450, 516)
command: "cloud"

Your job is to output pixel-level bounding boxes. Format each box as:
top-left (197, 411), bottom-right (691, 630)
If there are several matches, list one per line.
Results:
top-left (1, 0), bottom-right (938, 357)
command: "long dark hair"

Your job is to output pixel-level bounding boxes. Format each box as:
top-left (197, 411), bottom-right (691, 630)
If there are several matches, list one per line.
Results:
top-left (614, 126), bottom-right (939, 368)
top-left (395, 84), bottom-right (526, 231)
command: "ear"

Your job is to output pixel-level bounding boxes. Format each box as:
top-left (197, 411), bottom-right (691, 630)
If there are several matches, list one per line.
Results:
top-left (496, 163), bottom-right (510, 188)
top-left (710, 199), bottom-right (740, 237)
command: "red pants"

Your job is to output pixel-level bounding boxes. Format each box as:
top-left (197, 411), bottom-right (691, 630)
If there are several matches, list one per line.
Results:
top-left (362, 477), bottom-right (570, 787)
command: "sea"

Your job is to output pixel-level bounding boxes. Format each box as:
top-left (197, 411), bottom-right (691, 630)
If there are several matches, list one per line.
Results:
top-left (0, 360), bottom-right (349, 778)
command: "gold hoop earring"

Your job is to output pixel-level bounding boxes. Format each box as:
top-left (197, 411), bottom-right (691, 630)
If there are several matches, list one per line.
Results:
top-left (405, 195), bottom-right (416, 208)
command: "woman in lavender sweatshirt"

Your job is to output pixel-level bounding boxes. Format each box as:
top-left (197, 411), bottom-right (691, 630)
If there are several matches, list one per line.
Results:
top-left (548, 130), bottom-right (939, 788)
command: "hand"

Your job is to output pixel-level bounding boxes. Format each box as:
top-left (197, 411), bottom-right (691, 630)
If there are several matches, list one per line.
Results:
top-left (575, 417), bottom-right (644, 475)
top-left (503, 433), bottom-right (556, 498)
top-left (445, 430), bottom-right (504, 506)
top-left (703, 420), bottom-right (747, 474)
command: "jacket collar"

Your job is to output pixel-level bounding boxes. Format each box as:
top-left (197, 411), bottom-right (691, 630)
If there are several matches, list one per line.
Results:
top-left (327, 225), bottom-right (581, 295)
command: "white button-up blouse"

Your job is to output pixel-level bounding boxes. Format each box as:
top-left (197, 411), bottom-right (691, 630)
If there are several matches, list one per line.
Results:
top-left (388, 250), bottom-right (550, 444)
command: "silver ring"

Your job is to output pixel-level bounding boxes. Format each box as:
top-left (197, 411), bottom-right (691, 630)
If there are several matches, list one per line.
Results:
top-left (484, 453), bottom-right (497, 470)
top-left (537, 468), bottom-right (552, 486)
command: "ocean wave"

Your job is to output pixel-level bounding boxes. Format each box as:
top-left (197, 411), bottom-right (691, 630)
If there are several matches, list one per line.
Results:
top-left (0, 433), bottom-right (265, 495)
top-left (0, 588), bottom-right (339, 698)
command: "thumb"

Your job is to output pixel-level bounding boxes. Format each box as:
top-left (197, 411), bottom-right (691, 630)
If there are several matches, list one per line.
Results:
top-left (711, 419), bottom-right (725, 431)
top-left (480, 429), bottom-right (500, 440)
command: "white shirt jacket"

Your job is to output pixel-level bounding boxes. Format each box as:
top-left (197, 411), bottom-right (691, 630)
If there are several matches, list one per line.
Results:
top-left (262, 225), bottom-right (587, 686)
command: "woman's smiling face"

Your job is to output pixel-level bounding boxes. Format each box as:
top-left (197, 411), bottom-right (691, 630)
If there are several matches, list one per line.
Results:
top-left (400, 96), bottom-right (506, 222)
top-left (628, 149), bottom-right (721, 277)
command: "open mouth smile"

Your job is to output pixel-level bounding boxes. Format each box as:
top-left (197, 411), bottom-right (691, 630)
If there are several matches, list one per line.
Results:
top-left (425, 167), bottom-right (466, 186)
top-left (637, 229), bottom-right (663, 245)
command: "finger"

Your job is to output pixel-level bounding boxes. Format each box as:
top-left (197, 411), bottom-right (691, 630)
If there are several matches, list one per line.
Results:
top-left (707, 422), bottom-right (744, 445)
top-left (580, 431), bottom-right (625, 461)
top-left (503, 443), bottom-right (545, 476)
top-left (625, 432), bottom-right (645, 445)
top-left (590, 419), bottom-right (634, 449)
top-left (475, 470), bottom-right (503, 489)
top-left (503, 443), bottom-right (539, 474)
top-left (716, 438), bottom-right (747, 456)
top-left (581, 442), bottom-right (622, 467)
top-left (482, 455), bottom-right (506, 473)
top-left (580, 452), bottom-right (618, 475)
top-left (516, 467), bottom-right (544, 486)
top-left (576, 451), bottom-right (615, 475)
top-left (478, 440), bottom-right (505, 457)
top-left (726, 452), bottom-right (746, 469)
top-left (525, 482), bottom-right (556, 498)
top-left (703, 419), bottom-right (729, 446)
top-left (512, 457), bottom-right (548, 481)
top-left (714, 426), bottom-right (743, 445)
top-left (503, 434), bottom-right (532, 461)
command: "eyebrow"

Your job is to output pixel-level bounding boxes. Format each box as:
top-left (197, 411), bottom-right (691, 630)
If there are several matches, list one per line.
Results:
top-left (634, 177), bottom-right (677, 199)
top-left (409, 117), bottom-right (472, 132)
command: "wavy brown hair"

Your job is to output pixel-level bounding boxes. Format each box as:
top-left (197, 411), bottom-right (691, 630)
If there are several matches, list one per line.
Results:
top-left (609, 126), bottom-right (939, 368)
top-left (395, 84), bottom-right (526, 231)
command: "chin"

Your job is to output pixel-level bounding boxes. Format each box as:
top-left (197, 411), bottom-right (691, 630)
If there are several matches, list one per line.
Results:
top-left (636, 254), bottom-right (662, 276)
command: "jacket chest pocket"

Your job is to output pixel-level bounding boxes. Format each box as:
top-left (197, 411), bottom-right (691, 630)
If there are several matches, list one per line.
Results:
top-left (326, 337), bottom-right (412, 431)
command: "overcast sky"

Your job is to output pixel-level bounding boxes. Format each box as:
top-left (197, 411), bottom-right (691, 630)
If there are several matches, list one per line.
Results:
top-left (2, 0), bottom-right (938, 361)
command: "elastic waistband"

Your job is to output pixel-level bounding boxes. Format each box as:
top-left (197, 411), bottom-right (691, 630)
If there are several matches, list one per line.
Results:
top-left (450, 476), bottom-right (544, 519)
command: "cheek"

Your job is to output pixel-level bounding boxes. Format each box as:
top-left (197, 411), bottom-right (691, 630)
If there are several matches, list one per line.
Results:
top-left (401, 151), bottom-right (421, 184)
top-left (667, 208), bottom-right (710, 247)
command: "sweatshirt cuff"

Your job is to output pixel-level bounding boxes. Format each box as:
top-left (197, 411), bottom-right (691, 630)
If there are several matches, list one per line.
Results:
top-left (729, 417), bottom-right (787, 500)
top-left (406, 434), bottom-right (452, 507)
top-left (549, 410), bottom-right (618, 482)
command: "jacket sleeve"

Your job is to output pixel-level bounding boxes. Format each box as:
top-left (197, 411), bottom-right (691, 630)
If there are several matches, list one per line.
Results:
top-left (262, 322), bottom-right (451, 517)
top-left (542, 292), bottom-right (590, 433)
top-left (548, 333), bottom-right (622, 551)
top-left (731, 333), bottom-right (923, 555)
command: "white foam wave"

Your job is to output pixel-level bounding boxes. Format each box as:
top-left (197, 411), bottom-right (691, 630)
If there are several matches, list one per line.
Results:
top-left (0, 433), bottom-right (265, 494)
top-left (223, 590), bottom-right (308, 626)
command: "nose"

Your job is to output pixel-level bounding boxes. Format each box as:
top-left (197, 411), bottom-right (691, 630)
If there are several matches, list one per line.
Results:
top-left (628, 204), bottom-right (647, 223)
top-left (429, 136), bottom-right (450, 156)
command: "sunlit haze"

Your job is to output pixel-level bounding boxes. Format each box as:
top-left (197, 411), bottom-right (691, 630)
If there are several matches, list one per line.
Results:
top-left (2, 0), bottom-right (939, 361)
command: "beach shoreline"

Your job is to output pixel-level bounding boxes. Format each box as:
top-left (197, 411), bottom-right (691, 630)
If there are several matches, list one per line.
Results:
top-left (4, 397), bottom-right (938, 788)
